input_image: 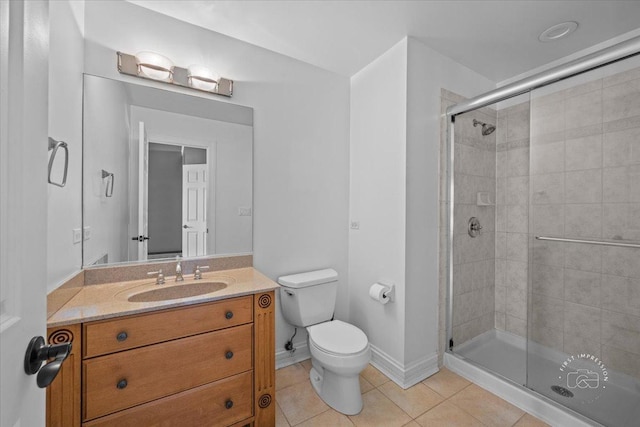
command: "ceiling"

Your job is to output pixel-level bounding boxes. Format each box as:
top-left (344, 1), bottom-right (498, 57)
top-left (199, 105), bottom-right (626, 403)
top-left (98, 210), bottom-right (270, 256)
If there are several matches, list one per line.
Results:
top-left (127, 1), bottom-right (640, 82)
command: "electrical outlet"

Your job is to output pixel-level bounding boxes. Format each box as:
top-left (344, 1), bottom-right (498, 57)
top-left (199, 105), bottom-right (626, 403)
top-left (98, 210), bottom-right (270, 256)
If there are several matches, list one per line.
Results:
top-left (73, 228), bottom-right (82, 244)
top-left (83, 226), bottom-right (91, 241)
top-left (350, 221), bottom-right (360, 230)
top-left (238, 207), bottom-right (252, 216)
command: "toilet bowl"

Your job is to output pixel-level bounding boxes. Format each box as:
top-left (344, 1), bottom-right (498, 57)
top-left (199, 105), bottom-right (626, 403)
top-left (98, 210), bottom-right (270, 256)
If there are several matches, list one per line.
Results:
top-left (277, 269), bottom-right (371, 415)
top-left (306, 320), bottom-right (371, 415)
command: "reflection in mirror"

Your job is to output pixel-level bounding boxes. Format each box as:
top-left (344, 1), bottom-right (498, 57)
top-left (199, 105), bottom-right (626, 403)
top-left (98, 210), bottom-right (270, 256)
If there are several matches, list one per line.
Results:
top-left (83, 74), bottom-right (253, 267)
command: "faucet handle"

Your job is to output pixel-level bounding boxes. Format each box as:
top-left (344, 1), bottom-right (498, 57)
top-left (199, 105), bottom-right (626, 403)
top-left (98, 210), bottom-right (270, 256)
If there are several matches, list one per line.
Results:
top-left (175, 258), bottom-right (184, 282)
top-left (194, 265), bottom-right (209, 280)
top-left (147, 269), bottom-right (165, 285)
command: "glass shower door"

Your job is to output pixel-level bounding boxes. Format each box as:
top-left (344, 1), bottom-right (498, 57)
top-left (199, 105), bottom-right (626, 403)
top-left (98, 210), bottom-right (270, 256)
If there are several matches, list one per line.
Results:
top-left (447, 91), bottom-right (531, 386)
top-left (527, 61), bottom-right (640, 427)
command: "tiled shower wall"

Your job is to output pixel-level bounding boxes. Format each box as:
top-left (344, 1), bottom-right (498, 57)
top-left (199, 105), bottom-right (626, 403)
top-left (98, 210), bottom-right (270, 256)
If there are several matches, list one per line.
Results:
top-left (527, 66), bottom-right (640, 380)
top-left (440, 65), bottom-right (640, 380)
top-left (439, 89), bottom-right (496, 355)
top-left (494, 100), bottom-right (530, 338)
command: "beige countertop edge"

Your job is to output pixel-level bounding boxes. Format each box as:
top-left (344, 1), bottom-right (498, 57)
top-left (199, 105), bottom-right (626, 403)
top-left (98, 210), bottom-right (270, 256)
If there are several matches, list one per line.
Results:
top-left (47, 267), bottom-right (280, 328)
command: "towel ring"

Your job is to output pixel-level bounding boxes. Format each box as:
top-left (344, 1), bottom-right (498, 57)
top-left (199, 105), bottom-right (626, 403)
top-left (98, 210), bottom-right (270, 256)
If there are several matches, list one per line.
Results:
top-left (48, 137), bottom-right (69, 188)
top-left (101, 169), bottom-right (114, 197)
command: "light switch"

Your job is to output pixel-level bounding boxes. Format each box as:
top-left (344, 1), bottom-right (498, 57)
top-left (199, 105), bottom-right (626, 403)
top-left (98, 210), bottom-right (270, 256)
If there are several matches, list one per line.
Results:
top-left (238, 207), bottom-right (252, 216)
top-left (83, 226), bottom-right (91, 241)
top-left (73, 228), bottom-right (82, 244)
top-left (350, 221), bottom-right (360, 230)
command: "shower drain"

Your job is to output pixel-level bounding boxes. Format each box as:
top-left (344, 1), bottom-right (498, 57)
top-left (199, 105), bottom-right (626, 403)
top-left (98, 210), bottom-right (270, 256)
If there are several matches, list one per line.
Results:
top-left (551, 385), bottom-right (574, 398)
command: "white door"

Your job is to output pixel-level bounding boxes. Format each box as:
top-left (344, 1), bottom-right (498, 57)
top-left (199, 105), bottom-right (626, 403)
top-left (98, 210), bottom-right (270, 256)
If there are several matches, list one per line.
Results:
top-left (1, 0), bottom-right (49, 425)
top-left (182, 164), bottom-right (208, 257)
top-left (137, 122), bottom-right (149, 261)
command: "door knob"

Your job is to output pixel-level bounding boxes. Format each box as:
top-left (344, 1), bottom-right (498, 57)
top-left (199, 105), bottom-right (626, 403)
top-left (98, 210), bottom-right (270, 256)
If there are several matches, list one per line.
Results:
top-left (183, 225), bottom-right (193, 229)
top-left (24, 336), bottom-right (72, 388)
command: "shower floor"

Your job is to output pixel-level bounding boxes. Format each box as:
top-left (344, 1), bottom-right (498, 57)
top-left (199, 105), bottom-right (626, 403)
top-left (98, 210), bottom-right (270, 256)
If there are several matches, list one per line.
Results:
top-left (454, 329), bottom-right (640, 427)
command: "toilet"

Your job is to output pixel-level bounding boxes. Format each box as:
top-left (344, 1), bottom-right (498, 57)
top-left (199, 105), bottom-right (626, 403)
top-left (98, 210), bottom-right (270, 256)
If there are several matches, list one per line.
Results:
top-left (278, 269), bottom-right (371, 415)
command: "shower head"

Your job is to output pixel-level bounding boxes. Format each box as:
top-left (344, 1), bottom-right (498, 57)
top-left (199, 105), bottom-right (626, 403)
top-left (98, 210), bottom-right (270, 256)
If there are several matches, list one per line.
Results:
top-left (473, 119), bottom-right (496, 136)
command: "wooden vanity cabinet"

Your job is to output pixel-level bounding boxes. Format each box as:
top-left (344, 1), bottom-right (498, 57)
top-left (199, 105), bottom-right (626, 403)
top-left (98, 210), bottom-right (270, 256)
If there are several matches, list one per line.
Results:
top-left (46, 291), bottom-right (275, 427)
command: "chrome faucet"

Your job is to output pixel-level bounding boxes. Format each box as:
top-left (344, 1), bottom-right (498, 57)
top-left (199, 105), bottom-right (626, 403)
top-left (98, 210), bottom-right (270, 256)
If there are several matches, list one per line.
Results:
top-left (147, 269), bottom-right (165, 285)
top-left (175, 258), bottom-right (184, 282)
top-left (193, 265), bottom-right (209, 280)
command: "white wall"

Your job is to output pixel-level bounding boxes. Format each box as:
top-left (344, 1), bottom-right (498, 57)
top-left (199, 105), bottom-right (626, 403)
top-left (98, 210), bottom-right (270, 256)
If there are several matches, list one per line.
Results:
top-left (130, 106), bottom-right (253, 256)
top-left (350, 37), bottom-right (496, 386)
top-left (83, 0), bottom-right (351, 355)
top-left (47, 0), bottom-right (84, 291)
top-left (349, 38), bottom-right (408, 364)
top-left (405, 38), bottom-right (495, 364)
top-left (83, 76), bottom-right (131, 265)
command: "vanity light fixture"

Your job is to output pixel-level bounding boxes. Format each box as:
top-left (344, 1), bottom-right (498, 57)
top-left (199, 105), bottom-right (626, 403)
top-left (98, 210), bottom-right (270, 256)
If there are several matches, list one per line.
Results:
top-left (135, 51), bottom-right (174, 82)
top-left (117, 51), bottom-right (233, 97)
top-left (188, 64), bottom-right (220, 92)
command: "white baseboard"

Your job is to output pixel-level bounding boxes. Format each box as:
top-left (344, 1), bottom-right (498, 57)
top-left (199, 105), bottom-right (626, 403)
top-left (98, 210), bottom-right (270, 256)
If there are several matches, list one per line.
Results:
top-left (276, 342), bottom-right (311, 370)
top-left (370, 344), bottom-right (439, 389)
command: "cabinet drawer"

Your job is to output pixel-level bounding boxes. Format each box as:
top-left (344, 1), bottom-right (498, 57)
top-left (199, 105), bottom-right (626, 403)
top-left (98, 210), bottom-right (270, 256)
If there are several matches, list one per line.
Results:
top-left (83, 296), bottom-right (253, 358)
top-left (83, 371), bottom-right (253, 427)
top-left (83, 324), bottom-right (252, 421)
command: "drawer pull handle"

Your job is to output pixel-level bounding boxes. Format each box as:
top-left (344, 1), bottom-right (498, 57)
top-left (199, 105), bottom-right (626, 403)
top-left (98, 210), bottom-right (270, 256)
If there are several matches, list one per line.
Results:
top-left (225, 351), bottom-right (234, 360)
top-left (225, 311), bottom-right (233, 320)
top-left (225, 400), bottom-right (233, 409)
top-left (116, 332), bottom-right (128, 342)
top-left (116, 379), bottom-right (128, 390)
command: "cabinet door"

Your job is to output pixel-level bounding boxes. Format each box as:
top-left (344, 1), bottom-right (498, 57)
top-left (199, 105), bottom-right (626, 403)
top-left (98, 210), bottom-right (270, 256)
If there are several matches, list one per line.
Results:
top-left (83, 324), bottom-right (252, 421)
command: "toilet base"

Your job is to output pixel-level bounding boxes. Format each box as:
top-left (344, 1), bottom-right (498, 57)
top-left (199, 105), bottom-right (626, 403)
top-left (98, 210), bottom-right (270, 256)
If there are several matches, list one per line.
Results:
top-left (309, 366), bottom-right (363, 415)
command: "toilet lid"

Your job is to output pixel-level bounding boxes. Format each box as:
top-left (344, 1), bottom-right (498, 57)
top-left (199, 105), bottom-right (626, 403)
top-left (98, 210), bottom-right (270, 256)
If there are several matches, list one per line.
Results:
top-left (307, 320), bottom-right (368, 355)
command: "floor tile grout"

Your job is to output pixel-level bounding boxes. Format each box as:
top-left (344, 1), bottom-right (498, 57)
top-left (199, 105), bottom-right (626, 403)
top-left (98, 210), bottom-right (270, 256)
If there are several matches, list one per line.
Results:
top-left (276, 362), bottom-right (546, 427)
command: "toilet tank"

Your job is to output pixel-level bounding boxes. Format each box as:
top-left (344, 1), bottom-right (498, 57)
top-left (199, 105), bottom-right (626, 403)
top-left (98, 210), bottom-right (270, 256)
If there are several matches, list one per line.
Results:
top-left (277, 269), bottom-right (338, 327)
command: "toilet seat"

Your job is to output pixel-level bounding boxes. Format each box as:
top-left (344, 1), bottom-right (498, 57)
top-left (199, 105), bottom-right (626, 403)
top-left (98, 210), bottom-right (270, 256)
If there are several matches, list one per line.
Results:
top-left (307, 320), bottom-right (368, 356)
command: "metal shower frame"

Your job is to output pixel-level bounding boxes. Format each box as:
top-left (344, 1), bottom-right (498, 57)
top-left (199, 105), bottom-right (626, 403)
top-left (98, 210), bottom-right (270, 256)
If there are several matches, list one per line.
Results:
top-left (444, 35), bottom-right (640, 352)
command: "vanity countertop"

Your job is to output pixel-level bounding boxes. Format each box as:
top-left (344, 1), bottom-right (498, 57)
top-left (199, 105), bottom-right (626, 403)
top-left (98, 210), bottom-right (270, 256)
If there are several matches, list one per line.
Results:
top-left (47, 267), bottom-right (279, 327)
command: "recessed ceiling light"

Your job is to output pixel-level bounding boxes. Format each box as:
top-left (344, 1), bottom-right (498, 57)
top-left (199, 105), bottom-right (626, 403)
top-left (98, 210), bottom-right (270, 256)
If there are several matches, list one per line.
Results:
top-left (539, 21), bottom-right (578, 42)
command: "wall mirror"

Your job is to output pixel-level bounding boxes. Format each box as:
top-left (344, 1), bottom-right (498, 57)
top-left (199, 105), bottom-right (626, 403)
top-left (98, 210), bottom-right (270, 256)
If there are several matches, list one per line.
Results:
top-left (83, 74), bottom-right (253, 267)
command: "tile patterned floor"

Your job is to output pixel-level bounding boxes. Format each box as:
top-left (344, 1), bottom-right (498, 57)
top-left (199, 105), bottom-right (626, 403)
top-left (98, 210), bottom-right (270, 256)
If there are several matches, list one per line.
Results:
top-left (275, 362), bottom-right (550, 427)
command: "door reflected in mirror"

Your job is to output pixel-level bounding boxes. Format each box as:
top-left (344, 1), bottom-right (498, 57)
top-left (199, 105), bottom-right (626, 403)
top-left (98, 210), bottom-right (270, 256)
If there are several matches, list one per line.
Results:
top-left (146, 142), bottom-right (209, 260)
top-left (83, 74), bottom-right (253, 267)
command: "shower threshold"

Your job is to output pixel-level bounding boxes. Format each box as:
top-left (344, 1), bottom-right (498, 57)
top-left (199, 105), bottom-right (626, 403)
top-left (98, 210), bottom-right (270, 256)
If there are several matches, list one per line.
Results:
top-left (447, 329), bottom-right (640, 427)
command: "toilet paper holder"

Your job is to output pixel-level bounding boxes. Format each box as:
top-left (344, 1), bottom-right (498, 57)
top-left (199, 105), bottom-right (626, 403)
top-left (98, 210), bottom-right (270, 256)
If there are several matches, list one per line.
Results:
top-left (379, 282), bottom-right (395, 302)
